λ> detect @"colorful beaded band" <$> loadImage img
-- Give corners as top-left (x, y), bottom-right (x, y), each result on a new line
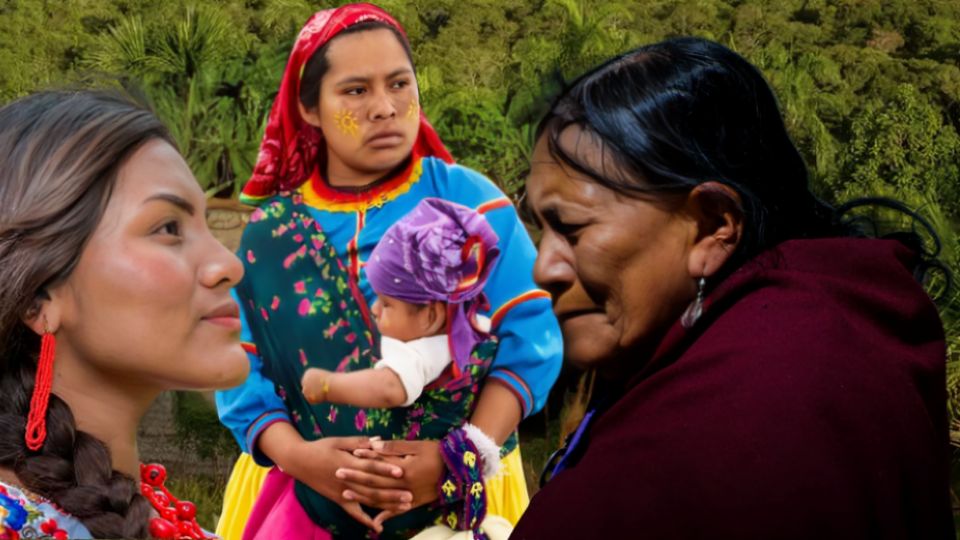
top-left (437, 427), bottom-right (488, 539)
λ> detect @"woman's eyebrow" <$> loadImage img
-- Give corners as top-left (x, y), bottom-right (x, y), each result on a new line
top-left (517, 191), bottom-right (540, 226)
top-left (335, 76), bottom-right (370, 87)
top-left (335, 68), bottom-right (412, 87)
top-left (142, 193), bottom-right (195, 216)
top-left (386, 68), bottom-right (413, 79)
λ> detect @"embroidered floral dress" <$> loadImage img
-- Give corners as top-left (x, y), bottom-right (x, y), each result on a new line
top-left (0, 481), bottom-right (90, 540)
top-left (234, 191), bottom-right (513, 538)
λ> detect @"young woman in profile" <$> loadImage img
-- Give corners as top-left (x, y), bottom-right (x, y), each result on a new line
top-left (0, 90), bottom-right (250, 538)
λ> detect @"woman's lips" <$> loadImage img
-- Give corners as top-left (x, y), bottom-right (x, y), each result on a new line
top-left (204, 316), bottom-right (242, 331)
top-left (555, 308), bottom-right (603, 324)
top-left (366, 131), bottom-right (404, 148)
top-left (203, 302), bottom-right (241, 331)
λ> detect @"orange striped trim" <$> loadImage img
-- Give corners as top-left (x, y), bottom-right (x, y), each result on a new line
top-left (476, 197), bottom-right (511, 214)
top-left (490, 369), bottom-right (533, 416)
top-left (490, 289), bottom-right (552, 328)
top-left (241, 342), bottom-right (259, 356)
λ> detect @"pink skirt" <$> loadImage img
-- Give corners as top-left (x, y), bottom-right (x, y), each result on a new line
top-left (241, 467), bottom-right (333, 540)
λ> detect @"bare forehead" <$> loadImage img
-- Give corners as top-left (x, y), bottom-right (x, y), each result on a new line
top-left (111, 139), bottom-right (203, 208)
top-left (527, 135), bottom-right (616, 208)
top-left (325, 28), bottom-right (411, 75)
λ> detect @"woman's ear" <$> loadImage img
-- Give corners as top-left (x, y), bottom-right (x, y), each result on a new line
top-left (297, 100), bottom-right (323, 129)
top-left (422, 301), bottom-right (447, 336)
top-left (684, 181), bottom-right (744, 279)
top-left (21, 290), bottom-right (61, 336)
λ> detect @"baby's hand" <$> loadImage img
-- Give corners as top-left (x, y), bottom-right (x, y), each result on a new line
top-left (302, 368), bottom-right (331, 404)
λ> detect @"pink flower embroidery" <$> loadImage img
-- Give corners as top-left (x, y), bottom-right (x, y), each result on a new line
top-left (354, 410), bottom-right (367, 432)
top-left (298, 298), bottom-right (312, 317)
top-left (260, 307), bottom-right (269, 321)
top-left (271, 296), bottom-right (281, 310)
top-left (294, 281), bottom-right (307, 295)
top-left (293, 233), bottom-right (304, 243)
top-left (246, 250), bottom-right (256, 263)
top-left (328, 406), bottom-right (338, 423)
top-left (345, 332), bottom-right (357, 344)
top-left (336, 347), bottom-right (360, 371)
top-left (324, 320), bottom-right (342, 339)
top-left (282, 245), bottom-right (309, 269)
top-left (299, 349), bottom-right (308, 366)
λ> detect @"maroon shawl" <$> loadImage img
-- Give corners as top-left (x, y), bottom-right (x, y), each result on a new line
top-left (513, 238), bottom-right (952, 539)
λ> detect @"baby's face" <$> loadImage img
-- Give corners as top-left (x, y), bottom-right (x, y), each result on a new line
top-left (371, 293), bottom-right (434, 342)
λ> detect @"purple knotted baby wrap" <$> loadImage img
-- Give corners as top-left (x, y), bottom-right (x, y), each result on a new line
top-left (365, 197), bottom-right (500, 375)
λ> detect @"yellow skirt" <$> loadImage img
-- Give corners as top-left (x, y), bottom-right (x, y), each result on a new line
top-left (215, 447), bottom-right (530, 540)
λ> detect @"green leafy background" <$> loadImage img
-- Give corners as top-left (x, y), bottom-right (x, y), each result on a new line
top-left (3, 0), bottom-right (959, 525)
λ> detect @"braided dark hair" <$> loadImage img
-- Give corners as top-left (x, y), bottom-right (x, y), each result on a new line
top-left (0, 90), bottom-right (174, 538)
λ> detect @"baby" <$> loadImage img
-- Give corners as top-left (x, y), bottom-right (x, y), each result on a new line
top-left (301, 197), bottom-right (500, 409)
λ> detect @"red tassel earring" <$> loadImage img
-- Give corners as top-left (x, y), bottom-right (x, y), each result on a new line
top-left (25, 318), bottom-right (56, 451)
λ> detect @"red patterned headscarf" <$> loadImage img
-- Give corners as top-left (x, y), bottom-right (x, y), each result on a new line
top-left (240, 3), bottom-right (453, 204)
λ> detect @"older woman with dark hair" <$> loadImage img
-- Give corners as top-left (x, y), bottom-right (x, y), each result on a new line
top-left (512, 37), bottom-right (952, 539)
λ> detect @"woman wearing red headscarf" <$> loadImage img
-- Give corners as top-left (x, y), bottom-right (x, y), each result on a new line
top-left (214, 4), bottom-right (561, 540)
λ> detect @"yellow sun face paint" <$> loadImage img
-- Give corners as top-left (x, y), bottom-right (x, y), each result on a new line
top-left (334, 109), bottom-right (360, 138)
top-left (406, 100), bottom-right (419, 120)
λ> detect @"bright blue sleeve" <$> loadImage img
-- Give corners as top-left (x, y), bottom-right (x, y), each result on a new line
top-left (215, 289), bottom-right (291, 466)
top-left (481, 202), bottom-right (563, 417)
top-left (430, 160), bottom-right (563, 417)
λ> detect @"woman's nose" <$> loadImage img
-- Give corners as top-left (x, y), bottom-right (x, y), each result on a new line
top-left (369, 90), bottom-right (397, 121)
top-left (533, 233), bottom-right (575, 297)
top-left (371, 298), bottom-right (382, 318)
top-left (201, 235), bottom-right (245, 290)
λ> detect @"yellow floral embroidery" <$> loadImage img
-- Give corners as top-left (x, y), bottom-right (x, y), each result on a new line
top-left (441, 479), bottom-right (457, 497)
top-left (446, 513), bottom-right (458, 529)
top-left (334, 109), bottom-right (360, 138)
top-left (462, 450), bottom-right (477, 468)
top-left (469, 481), bottom-right (483, 497)
top-left (0, 505), bottom-right (8, 523)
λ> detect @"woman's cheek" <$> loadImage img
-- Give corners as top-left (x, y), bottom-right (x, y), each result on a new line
top-left (404, 98), bottom-right (419, 121)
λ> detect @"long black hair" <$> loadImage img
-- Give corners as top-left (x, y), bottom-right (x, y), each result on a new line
top-left (536, 37), bottom-right (944, 284)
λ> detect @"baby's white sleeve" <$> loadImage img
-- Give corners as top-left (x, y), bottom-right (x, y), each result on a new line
top-left (374, 336), bottom-right (451, 407)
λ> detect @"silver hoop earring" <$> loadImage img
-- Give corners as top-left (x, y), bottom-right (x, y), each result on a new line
top-left (680, 276), bottom-right (706, 329)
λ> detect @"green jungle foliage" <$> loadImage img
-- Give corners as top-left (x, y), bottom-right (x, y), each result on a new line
top-left (2, 0), bottom-right (959, 500)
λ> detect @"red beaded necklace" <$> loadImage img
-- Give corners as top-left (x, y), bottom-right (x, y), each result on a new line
top-left (139, 463), bottom-right (209, 539)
